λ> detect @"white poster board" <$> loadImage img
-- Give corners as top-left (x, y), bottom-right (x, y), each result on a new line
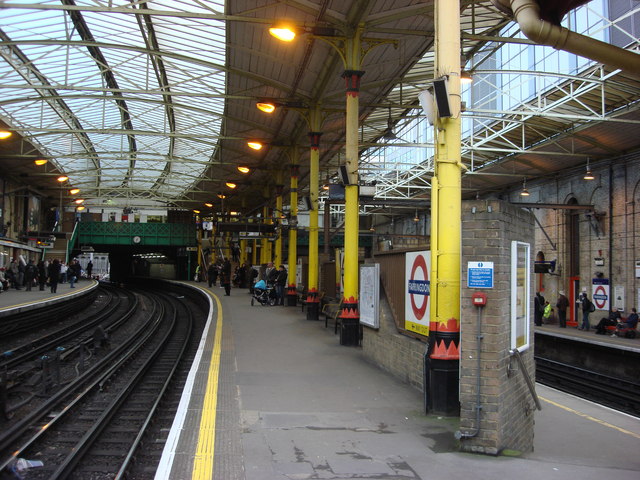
top-left (613, 285), bottom-right (625, 311)
top-left (510, 241), bottom-right (530, 352)
top-left (405, 251), bottom-right (431, 336)
top-left (359, 264), bottom-right (380, 328)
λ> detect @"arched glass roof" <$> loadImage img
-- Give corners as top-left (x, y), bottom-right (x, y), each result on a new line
top-left (0, 0), bottom-right (226, 207)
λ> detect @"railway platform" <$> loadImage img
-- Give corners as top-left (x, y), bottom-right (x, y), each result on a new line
top-left (1, 282), bottom-right (638, 479)
top-left (0, 279), bottom-right (98, 316)
top-left (535, 323), bottom-right (640, 352)
top-left (156, 282), bottom-right (640, 480)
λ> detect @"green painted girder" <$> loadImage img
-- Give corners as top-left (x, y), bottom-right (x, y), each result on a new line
top-left (77, 222), bottom-right (197, 246)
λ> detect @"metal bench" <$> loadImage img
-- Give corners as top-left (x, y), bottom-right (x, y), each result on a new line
top-left (322, 299), bottom-right (343, 333)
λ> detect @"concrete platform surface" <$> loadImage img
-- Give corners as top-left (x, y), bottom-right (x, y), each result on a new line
top-left (218, 285), bottom-right (640, 480)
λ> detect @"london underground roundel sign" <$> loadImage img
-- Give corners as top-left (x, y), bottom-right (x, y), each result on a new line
top-left (405, 251), bottom-right (430, 336)
top-left (593, 285), bottom-right (607, 310)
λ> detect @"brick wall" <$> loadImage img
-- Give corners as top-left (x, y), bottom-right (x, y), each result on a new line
top-left (459, 199), bottom-right (536, 454)
top-left (362, 289), bottom-right (426, 392)
top-left (362, 199), bottom-right (537, 455)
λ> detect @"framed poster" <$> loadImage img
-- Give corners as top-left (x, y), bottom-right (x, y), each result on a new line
top-left (510, 241), bottom-right (530, 352)
top-left (359, 263), bottom-right (380, 328)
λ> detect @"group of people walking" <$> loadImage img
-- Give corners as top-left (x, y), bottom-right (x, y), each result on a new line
top-left (206, 258), bottom-right (233, 296)
top-left (201, 259), bottom-right (288, 305)
top-left (534, 289), bottom-right (639, 336)
top-left (0, 258), bottom-right (90, 293)
top-left (534, 291), bottom-right (571, 328)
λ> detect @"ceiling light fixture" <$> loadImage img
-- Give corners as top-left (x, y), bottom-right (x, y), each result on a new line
top-left (193, 209), bottom-right (200, 214)
top-left (217, 193), bottom-right (226, 199)
top-left (74, 198), bottom-right (85, 204)
top-left (247, 141), bottom-right (263, 151)
top-left (57, 175), bottom-right (68, 182)
top-left (226, 182), bottom-right (237, 189)
top-left (204, 202), bottom-right (213, 208)
top-left (0, 130), bottom-right (12, 140)
top-left (256, 102), bottom-right (276, 113)
top-left (520, 178), bottom-right (530, 197)
top-left (237, 166), bottom-right (250, 174)
top-left (269, 26), bottom-right (296, 42)
top-left (413, 210), bottom-right (420, 222)
top-left (460, 70), bottom-right (473, 84)
top-left (76, 205), bottom-right (85, 211)
top-left (34, 159), bottom-right (48, 166)
top-left (584, 158), bottom-right (595, 180)
top-left (69, 188), bottom-right (80, 195)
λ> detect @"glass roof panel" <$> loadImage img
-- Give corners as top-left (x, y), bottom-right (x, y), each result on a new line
top-left (0, 1), bottom-right (227, 205)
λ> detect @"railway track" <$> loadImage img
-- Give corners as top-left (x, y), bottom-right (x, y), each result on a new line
top-left (535, 356), bottom-right (640, 417)
top-left (0, 281), bottom-right (209, 479)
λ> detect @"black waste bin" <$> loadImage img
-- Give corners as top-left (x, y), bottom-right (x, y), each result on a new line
top-left (427, 358), bottom-right (460, 416)
top-left (340, 318), bottom-right (360, 346)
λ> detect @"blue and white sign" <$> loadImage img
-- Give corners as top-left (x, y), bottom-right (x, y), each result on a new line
top-left (467, 261), bottom-right (494, 289)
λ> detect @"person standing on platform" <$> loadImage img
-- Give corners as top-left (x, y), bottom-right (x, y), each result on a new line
top-left (275, 265), bottom-right (287, 306)
top-left (534, 292), bottom-right (545, 326)
top-left (59, 261), bottom-right (67, 284)
top-left (48, 259), bottom-right (61, 293)
top-left (69, 259), bottom-right (81, 288)
top-left (24, 259), bottom-right (37, 291)
top-left (577, 291), bottom-right (592, 330)
top-left (207, 262), bottom-right (217, 288)
top-left (222, 259), bottom-right (231, 296)
top-left (9, 259), bottom-right (20, 289)
top-left (556, 291), bottom-right (569, 328)
top-left (17, 260), bottom-right (25, 290)
top-left (0, 268), bottom-right (7, 291)
top-left (37, 260), bottom-right (47, 291)
top-left (86, 260), bottom-right (93, 279)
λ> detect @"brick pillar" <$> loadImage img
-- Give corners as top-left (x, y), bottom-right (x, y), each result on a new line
top-left (458, 200), bottom-right (536, 455)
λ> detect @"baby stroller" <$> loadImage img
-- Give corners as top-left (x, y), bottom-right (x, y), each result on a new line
top-left (251, 279), bottom-right (277, 306)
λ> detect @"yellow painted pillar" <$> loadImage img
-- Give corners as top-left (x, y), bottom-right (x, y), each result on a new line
top-left (261, 204), bottom-right (269, 265)
top-left (286, 154), bottom-right (299, 306)
top-left (274, 179), bottom-right (284, 268)
top-left (427, 0), bottom-right (462, 416)
top-left (338, 29), bottom-right (363, 345)
top-left (306, 107), bottom-right (322, 319)
top-left (335, 248), bottom-right (342, 297)
top-left (251, 239), bottom-right (257, 265)
top-left (240, 239), bottom-right (247, 265)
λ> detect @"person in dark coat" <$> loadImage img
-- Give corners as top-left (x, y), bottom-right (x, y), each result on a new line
top-left (533, 292), bottom-right (545, 326)
top-left (37, 260), bottom-right (47, 290)
top-left (237, 263), bottom-right (247, 288)
top-left (221, 259), bottom-right (232, 296)
top-left (249, 267), bottom-right (258, 294)
top-left (556, 291), bottom-right (569, 328)
top-left (48, 259), bottom-right (61, 293)
top-left (595, 307), bottom-right (621, 334)
top-left (207, 262), bottom-right (217, 288)
top-left (24, 260), bottom-right (37, 291)
top-left (275, 265), bottom-right (287, 306)
top-left (86, 260), bottom-right (93, 279)
top-left (69, 259), bottom-right (81, 288)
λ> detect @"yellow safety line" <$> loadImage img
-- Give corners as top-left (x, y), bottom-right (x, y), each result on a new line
top-left (192, 292), bottom-right (223, 480)
top-left (539, 395), bottom-right (640, 439)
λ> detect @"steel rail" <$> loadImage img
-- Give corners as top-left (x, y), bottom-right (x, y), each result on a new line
top-left (48, 292), bottom-right (177, 478)
top-left (0, 293), bottom-right (162, 469)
